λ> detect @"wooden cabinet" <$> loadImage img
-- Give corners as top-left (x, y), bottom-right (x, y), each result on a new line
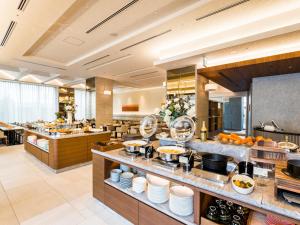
top-left (41, 151), bottom-right (49, 165)
top-left (139, 202), bottom-right (184, 225)
top-left (24, 130), bottom-right (111, 170)
top-left (104, 184), bottom-right (139, 225)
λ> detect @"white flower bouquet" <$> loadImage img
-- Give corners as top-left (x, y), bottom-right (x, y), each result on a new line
top-left (65, 100), bottom-right (77, 113)
top-left (158, 96), bottom-right (196, 126)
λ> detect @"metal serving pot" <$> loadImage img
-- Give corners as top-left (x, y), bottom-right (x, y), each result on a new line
top-left (122, 140), bottom-right (147, 153)
top-left (202, 153), bottom-right (229, 173)
top-left (156, 146), bottom-right (186, 162)
top-left (287, 159), bottom-right (300, 178)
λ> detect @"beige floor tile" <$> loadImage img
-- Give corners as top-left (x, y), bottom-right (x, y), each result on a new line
top-left (6, 180), bottom-right (53, 205)
top-left (20, 203), bottom-right (85, 225)
top-left (11, 189), bottom-right (66, 222)
top-left (1, 173), bottom-right (44, 190)
top-left (78, 215), bottom-right (109, 225)
top-left (0, 185), bottom-right (19, 225)
top-left (0, 144), bottom-right (131, 225)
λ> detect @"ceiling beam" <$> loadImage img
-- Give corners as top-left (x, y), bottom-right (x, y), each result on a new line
top-left (42, 74), bottom-right (60, 83)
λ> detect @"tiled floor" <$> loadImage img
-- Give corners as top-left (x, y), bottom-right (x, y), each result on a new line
top-left (0, 145), bottom-right (132, 225)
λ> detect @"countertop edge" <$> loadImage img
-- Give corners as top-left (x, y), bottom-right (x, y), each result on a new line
top-left (91, 149), bottom-right (300, 221)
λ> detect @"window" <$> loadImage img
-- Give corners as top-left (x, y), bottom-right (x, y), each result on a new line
top-left (0, 81), bottom-right (58, 123)
top-left (74, 89), bottom-right (86, 120)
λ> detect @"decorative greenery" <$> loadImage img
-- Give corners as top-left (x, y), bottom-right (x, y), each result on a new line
top-left (55, 112), bottom-right (63, 119)
top-left (157, 96), bottom-right (196, 126)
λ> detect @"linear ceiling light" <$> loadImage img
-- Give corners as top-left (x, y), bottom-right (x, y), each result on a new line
top-left (82, 54), bottom-right (110, 66)
top-left (86, 0), bottom-right (139, 34)
top-left (14, 59), bottom-right (66, 70)
top-left (113, 66), bottom-right (154, 77)
top-left (195, 0), bottom-right (249, 21)
top-left (87, 54), bottom-right (132, 71)
top-left (1, 21), bottom-right (17, 46)
top-left (135, 75), bottom-right (161, 81)
top-left (17, 0), bottom-right (30, 11)
top-left (130, 71), bottom-right (158, 78)
top-left (120, 29), bottom-right (172, 51)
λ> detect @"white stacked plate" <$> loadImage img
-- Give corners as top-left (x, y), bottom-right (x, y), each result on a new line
top-left (146, 174), bottom-right (170, 204)
top-left (27, 135), bottom-right (37, 144)
top-left (120, 172), bottom-right (134, 189)
top-left (169, 186), bottom-right (194, 216)
top-left (132, 177), bottom-right (147, 193)
top-left (37, 139), bottom-right (49, 151)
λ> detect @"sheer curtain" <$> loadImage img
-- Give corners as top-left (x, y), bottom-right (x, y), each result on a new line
top-left (86, 90), bottom-right (96, 119)
top-left (74, 89), bottom-right (86, 120)
top-left (0, 81), bottom-right (58, 123)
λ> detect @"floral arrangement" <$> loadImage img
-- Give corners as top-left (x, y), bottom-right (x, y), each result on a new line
top-left (157, 96), bottom-right (196, 126)
top-left (65, 100), bottom-right (77, 113)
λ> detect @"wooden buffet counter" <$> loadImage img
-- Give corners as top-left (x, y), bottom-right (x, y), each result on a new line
top-left (92, 148), bottom-right (300, 225)
top-left (24, 129), bottom-right (110, 171)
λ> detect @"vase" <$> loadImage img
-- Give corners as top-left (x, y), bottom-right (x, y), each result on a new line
top-left (67, 111), bottom-right (73, 124)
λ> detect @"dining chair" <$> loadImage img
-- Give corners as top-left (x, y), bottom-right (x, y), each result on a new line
top-left (0, 131), bottom-right (8, 145)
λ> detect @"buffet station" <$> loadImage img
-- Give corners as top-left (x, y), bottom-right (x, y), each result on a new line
top-left (92, 115), bottom-right (300, 225)
top-left (23, 121), bottom-right (111, 172)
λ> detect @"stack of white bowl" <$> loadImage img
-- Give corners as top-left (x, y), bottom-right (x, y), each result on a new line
top-left (110, 169), bottom-right (122, 182)
top-left (132, 177), bottom-right (147, 193)
top-left (120, 172), bottom-right (134, 189)
top-left (27, 135), bottom-right (37, 144)
top-left (169, 186), bottom-right (194, 216)
top-left (146, 174), bottom-right (170, 204)
top-left (37, 139), bottom-right (49, 151)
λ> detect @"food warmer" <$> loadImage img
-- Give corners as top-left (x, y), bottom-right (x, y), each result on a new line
top-left (122, 115), bottom-right (157, 156)
top-left (155, 116), bottom-right (195, 165)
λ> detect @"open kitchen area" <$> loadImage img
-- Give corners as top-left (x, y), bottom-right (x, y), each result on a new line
top-left (1, 0), bottom-right (300, 225)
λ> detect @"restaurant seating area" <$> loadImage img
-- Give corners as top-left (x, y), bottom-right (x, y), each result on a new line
top-left (1, 1), bottom-right (300, 225)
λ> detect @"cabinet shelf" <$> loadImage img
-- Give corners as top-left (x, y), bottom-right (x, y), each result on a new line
top-left (104, 179), bottom-right (195, 225)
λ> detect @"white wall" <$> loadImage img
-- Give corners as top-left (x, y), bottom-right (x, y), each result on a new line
top-left (113, 87), bottom-right (166, 115)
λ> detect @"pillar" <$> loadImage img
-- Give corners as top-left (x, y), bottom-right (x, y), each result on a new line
top-left (95, 77), bottom-right (113, 127)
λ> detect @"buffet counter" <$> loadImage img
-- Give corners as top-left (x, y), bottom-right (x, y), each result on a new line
top-left (24, 129), bottom-right (110, 172)
top-left (92, 148), bottom-right (300, 225)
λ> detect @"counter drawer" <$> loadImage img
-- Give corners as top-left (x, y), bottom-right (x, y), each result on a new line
top-left (103, 184), bottom-right (138, 225)
top-left (138, 202), bottom-right (184, 225)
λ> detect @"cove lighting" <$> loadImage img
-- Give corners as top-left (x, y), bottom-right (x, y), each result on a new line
top-left (198, 41), bottom-right (300, 67)
top-left (104, 90), bottom-right (112, 95)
